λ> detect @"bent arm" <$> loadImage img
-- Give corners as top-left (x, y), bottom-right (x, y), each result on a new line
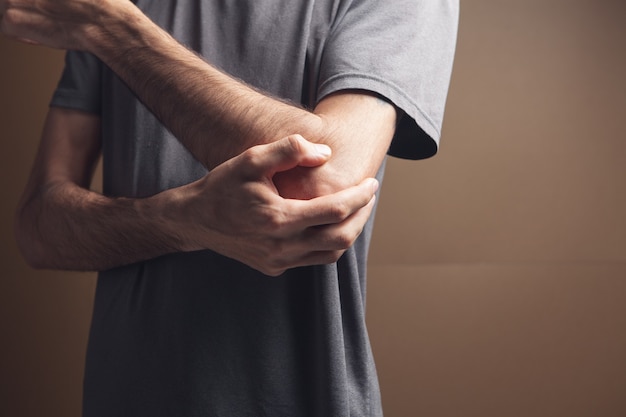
top-left (14, 108), bottom-right (185, 270)
top-left (88, 5), bottom-right (319, 169)
top-left (2, 0), bottom-right (397, 187)
top-left (83, 2), bottom-right (397, 179)
top-left (87, 5), bottom-right (398, 196)
top-left (15, 108), bottom-right (378, 273)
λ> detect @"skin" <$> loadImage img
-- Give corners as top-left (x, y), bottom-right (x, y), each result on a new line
top-left (15, 109), bottom-right (379, 274)
top-left (1, 0), bottom-right (397, 275)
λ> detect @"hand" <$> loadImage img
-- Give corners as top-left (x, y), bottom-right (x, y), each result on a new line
top-left (0, 0), bottom-right (124, 49)
top-left (168, 135), bottom-right (379, 276)
top-left (272, 127), bottom-right (362, 201)
top-left (272, 163), bottom-right (351, 201)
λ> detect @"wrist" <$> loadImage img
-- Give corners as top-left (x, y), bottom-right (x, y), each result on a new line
top-left (135, 188), bottom-right (192, 253)
top-left (82, 1), bottom-right (151, 58)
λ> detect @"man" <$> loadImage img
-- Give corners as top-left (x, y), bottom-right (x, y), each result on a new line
top-left (2, 0), bottom-right (458, 416)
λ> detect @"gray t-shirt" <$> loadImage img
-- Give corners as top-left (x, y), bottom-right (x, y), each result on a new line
top-left (51, 1), bottom-right (458, 416)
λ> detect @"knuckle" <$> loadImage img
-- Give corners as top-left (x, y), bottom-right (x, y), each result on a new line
top-left (3, 7), bottom-right (26, 27)
top-left (275, 134), bottom-right (304, 160)
top-left (322, 250), bottom-right (345, 264)
top-left (263, 239), bottom-right (289, 264)
top-left (260, 265), bottom-right (284, 277)
top-left (284, 134), bottom-right (304, 151)
top-left (2, 9), bottom-right (17, 27)
top-left (330, 224), bottom-right (361, 249)
top-left (253, 244), bottom-right (287, 277)
top-left (328, 202), bottom-right (351, 221)
top-left (240, 146), bottom-right (262, 168)
top-left (259, 208), bottom-right (287, 232)
top-left (263, 259), bottom-right (286, 277)
top-left (334, 231), bottom-right (356, 249)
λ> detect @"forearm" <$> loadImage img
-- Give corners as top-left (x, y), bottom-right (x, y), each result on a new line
top-left (15, 136), bottom-right (380, 275)
top-left (83, 2), bottom-right (322, 169)
top-left (15, 181), bottom-right (183, 271)
top-left (3, 0), bottom-right (396, 189)
top-left (86, 7), bottom-right (394, 197)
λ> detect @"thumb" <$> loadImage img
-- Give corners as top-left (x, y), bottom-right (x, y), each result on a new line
top-left (245, 134), bottom-right (332, 177)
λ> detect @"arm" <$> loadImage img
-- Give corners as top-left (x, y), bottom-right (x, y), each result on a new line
top-left (15, 108), bottom-right (378, 275)
top-left (1, 0), bottom-right (396, 192)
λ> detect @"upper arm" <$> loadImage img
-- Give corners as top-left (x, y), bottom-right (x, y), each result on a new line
top-left (19, 107), bottom-right (102, 206)
top-left (313, 90), bottom-right (397, 173)
top-left (317, 1), bottom-right (458, 160)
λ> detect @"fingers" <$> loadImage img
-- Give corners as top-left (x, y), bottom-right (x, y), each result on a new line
top-left (262, 178), bottom-right (379, 272)
top-left (286, 177), bottom-right (379, 230)
top-left (198, 137), bottom-right (380, 275)
top-left (240, 135), bottom-right (332, 178)
top-left (257, 196), bottom-right (378, 275)
top-left (303, 194), bottom-right (377, 250)
top-left (0, 1), bottom-right (95, 50)
top-left (0, 7), bottom-right (46, 45)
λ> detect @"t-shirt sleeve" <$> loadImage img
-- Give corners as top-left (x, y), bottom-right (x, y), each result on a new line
top-left (50, 51), bottom-right (103, 115)
top-left (317, 0), bottom-right (459, 160)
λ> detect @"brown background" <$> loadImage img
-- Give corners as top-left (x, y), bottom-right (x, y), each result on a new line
top-left (1, 1), bottom-right (625, 416)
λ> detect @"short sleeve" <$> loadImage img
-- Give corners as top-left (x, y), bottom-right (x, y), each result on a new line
top-left (318, 0), bottom-right (459, 159)
top-left (50, 51), bottom-right (103, 115)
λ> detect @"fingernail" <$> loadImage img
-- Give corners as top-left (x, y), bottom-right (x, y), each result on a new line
top-left (314, 143), bottom-right (332, 158)
top-left (368, 178), bottom-right (379, 193)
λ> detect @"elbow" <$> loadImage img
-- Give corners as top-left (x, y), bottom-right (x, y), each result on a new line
top-left (13, 203), bottom-right (53, 270)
